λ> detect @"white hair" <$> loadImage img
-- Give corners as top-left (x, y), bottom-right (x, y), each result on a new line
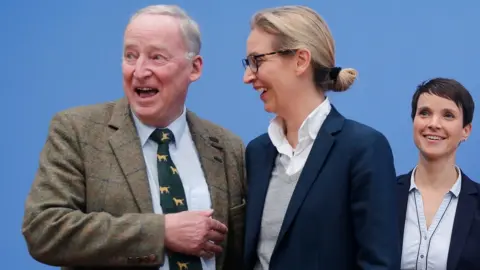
top-left (129, 5), bottom-right (201, 57)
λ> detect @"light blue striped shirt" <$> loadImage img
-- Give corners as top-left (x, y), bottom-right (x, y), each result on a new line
top-left (401, 166), bottom-right (461, 270)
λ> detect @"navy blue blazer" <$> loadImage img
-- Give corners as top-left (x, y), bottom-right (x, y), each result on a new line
top-left (397, 171), bottom-right (480, 270)
top-left (243, 106), bottom-right (400, 270)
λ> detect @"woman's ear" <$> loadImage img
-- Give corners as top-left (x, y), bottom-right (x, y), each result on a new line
top-left (294, 48), bottom-right (311, 76)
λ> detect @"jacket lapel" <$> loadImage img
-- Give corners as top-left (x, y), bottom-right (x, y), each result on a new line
top-left (186, 111), bottom-right (229, 228)
top-left (108, 98), bottom-right (154, 213)
top-left (245, 136), bottom-right (277, 262)
top-left (447, 172), bottom-right (478, 270)
top-left (397, 171), bottom-right (412, 249)
top-left (274, 106), bottom-right (344, 250)
top-left (106, 103), bottom-right (229, 224)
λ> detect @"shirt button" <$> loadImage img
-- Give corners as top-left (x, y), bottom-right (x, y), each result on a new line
top-left (420, 255), bottom-right (425, 259)
top-left (424, 236), bottom-right (427, 240)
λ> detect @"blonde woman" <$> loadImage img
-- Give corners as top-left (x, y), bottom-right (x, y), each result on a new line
top-left (241, 5), bottom-right (400, 270)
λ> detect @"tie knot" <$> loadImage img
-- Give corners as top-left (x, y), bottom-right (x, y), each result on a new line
top-left (151, 128), bottom-right (175, 145)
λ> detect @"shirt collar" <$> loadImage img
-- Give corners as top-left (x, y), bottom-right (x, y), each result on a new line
top-left (132, 106), bottom-right (187, 147)
top-left (268, 97), bottom-right (332, 149)
top-left (409, 165), bottom-right (462, 197)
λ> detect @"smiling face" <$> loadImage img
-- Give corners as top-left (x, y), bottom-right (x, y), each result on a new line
top-left (242, 28), bottom-right (300, 115)
top-left (122, 13), bottom-right (202, 127)
top-left (413, 93), bottom-right (471, 161)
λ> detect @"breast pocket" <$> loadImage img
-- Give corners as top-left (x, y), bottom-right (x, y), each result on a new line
top-left (230, 198), bottom-right (246, 217)
top-left (229, 198), bottom-right (246, 235)
top-left (228, 198), bottom-right (246, 263)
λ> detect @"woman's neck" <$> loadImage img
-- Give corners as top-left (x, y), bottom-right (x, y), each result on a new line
top-left (282, 91), bottom-right (325, 148)
top-left (414, 154), bottom-right (458, 192)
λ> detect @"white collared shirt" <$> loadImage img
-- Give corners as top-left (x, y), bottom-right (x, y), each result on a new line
top-left (267, 97), bottom-right (332, 176)
top-left (254, 98), bottom-right (331, 270)
top-left (132, 108), bottom-right (215, 270)
top-left (401, 166), bottom-right (462, 270)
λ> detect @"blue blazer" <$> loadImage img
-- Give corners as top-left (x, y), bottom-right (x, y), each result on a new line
top-left (397, 171), bottom-right (480, 270)
top-left (243, 106), bottom-right (400, 270)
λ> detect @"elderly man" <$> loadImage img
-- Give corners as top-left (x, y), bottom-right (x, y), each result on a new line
top-left (22, 5), bottom-right (246, 270)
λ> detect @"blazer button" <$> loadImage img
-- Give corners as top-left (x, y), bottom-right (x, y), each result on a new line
top-left (127, 257), bottom-right (134, 263)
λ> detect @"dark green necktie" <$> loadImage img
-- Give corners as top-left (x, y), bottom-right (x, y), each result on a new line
top-left (150, 128), bottom-right (203, 270)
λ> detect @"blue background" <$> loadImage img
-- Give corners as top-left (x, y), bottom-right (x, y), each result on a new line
top-left (2, 0), bottom-right (479, 268)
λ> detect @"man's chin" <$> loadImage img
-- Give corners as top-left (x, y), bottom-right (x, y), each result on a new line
top-left (131, 106), bottom-right (161, 125)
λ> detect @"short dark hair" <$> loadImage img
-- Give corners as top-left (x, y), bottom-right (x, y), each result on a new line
top-left (411, 78), bottom-right (475, 127)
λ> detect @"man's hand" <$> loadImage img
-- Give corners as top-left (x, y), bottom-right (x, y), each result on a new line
top-left (164, 210), bottom-right (228, 258)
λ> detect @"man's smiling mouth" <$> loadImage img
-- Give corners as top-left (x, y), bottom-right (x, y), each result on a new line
top-left (135, 87), bottom-right (159, 98)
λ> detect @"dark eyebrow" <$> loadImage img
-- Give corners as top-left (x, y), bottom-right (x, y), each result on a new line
top-left (418, 105), bottom-right (459, 115)
top-left (442, 107), bottom-right (459, 114)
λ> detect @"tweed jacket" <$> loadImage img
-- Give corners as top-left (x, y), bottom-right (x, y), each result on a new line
top-left (22, 98), bottom-right (246, 270)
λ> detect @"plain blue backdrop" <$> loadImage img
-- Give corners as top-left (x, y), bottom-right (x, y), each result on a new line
top-left (2, 0), bottom-right (479, 268)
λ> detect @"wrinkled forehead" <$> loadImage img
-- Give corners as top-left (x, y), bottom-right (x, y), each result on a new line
top-left (123, 14), bottom-right (186, 51)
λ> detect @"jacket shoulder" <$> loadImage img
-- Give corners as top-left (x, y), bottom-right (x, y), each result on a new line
top-left (246, 133), bottom-right (269, 151)
top-left (342, 119), bottom-right (387, 143)
top-left (52, 99), bottom-right (120, 126)
top-left (461, 172), bottom-right (480, 193)
top-left (396, 172), bottom-right (411, 182)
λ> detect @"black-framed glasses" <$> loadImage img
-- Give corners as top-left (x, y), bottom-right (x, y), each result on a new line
top-left (242, 49), bottom-right (297, 73)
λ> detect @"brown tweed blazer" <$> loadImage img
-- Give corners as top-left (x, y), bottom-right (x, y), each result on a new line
top-left (22, 98), bottom-right (246, 270)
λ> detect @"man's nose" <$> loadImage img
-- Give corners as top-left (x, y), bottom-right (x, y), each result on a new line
top-left (133, 56), bottom-right (152, 79)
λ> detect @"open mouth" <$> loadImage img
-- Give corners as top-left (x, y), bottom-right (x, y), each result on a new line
top-left (424, 135), bottom-right (445, 141)
top-left (135, 87), bottom-right (159, 98)
top-left (257, 88), bottom-right (268, 96)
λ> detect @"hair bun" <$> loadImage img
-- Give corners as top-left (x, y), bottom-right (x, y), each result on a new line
top-left (331, 68), bottom-right (358, 92)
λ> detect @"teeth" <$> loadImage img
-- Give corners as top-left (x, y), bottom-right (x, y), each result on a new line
top-left (137, 87), bottom-right (154, 91)
top-left (257, 88), bottom-right (266, 94)
top-left (426, 135), bottom-right (442, 140)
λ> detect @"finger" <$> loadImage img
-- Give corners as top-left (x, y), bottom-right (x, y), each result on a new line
top-left (195, 209), bottom-right (214, 217)
top-left (198, 247), bottom-right (215, 259)
top-left (202, 240), bottom-right (223, 255)
top-left (208, 219), bottom-right (228, 234)
top-left (198, 250), bottom-right (214, 259)
top-left (206, 230), bottom-right (226, 243)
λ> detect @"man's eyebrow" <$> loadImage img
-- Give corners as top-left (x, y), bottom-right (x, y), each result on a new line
top-left (149, 45), bottom-right (169, 51)
top-left (123, 43), bottom-right (137, 50)
top-left (122, 44), bottom-right (172, 55)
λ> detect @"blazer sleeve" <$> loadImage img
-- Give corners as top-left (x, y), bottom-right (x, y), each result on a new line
top-left (21, 112), bottom-right (166, 267)
top-left (349, 132), bottom-right (401, 270)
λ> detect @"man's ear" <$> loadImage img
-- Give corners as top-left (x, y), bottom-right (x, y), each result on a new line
top-left (189, 55), bottom-right (203, 82)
